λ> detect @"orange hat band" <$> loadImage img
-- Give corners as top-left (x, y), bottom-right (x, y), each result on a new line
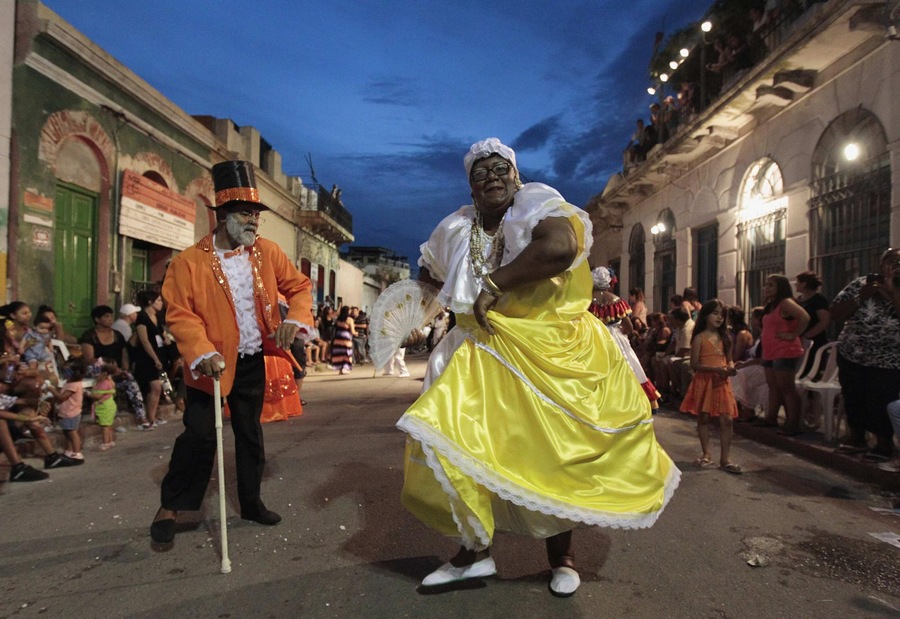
top-left (215, 187), bottom-right (260, 207)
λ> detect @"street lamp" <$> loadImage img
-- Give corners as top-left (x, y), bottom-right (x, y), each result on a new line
top-left (699, 20), bottom-right (713, 111)
top-left (651, 222), bottom-right (666, 235)
top-left (843, 142), bottom-right (861, 161)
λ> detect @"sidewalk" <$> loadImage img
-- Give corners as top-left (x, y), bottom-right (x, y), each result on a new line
top-left (657, 401), bottom-right (900, 492)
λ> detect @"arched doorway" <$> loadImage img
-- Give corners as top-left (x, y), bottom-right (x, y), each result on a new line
top-left (53, 137), bottom-right (104, 335)
top-left (809, 108), bottom-right (890, 298)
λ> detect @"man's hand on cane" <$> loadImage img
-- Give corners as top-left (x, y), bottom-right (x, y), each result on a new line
top-left (196, 354), bottom-right (226, 378)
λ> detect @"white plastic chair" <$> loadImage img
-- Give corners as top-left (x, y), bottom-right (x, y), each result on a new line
top-left (799, 343), bottom-right (842, 441)
top-left (796, 342), bottom-right (836, 432)
top-left (796, 341), bottom-right (838, 390)
top-left (794, 342), bottom-right (815, 383)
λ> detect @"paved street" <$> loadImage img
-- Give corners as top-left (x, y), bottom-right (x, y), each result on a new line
top-left (2, 354), bottom-right (900, 618)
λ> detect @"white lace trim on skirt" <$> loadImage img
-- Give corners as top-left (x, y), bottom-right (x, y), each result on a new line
top-left (398, 415), bottom-right (681, 531)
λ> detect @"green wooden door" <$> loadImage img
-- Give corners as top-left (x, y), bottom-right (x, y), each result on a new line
top-left (54, 183), bottom-right (97, 336)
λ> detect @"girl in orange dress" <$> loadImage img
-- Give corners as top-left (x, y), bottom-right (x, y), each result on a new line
top-left (680, 299), bottom-right (742, 474)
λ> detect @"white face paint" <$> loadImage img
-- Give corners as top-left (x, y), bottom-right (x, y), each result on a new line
top-left (225, 211), bottom-right (258, 247)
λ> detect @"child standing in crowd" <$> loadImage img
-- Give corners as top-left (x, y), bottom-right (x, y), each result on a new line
top-left (49, 359), bottom-right (86, 461)
top-left (91, 362), bottom-right (118, 451)
top-left (680, 299), bottom-right (742, 474)
top-left (20, 314), bottom-right (54, 370)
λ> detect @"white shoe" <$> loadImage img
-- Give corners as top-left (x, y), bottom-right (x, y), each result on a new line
top-left (381, 371), bottom-right (394, 376)
top-left (549, 567), bottom-right (580, 597)
top-left (878, 460), bottom-right (900, 473)
top-left (421, 556), bottom-right (497, 586)
top-left (398, 372), bottom-right (410, 378)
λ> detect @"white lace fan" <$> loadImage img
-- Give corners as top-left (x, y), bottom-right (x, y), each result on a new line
top-left (369, 280), bottom-right (442, 372)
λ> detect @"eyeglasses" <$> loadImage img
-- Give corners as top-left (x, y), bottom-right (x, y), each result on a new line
top-left (470, 162), bottom-right (512, 182)
top-left (235, 209), bottom-right (262, 221)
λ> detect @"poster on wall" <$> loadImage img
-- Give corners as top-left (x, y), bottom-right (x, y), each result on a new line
top-left (119, 170), bottom-right (196, 250)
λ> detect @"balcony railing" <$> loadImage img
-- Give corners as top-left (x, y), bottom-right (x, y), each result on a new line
top-left (312, 185), bottom-right (353, 232)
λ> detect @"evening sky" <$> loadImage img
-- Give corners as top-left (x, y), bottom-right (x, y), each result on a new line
top-left (42, 0), bottom-right (708, 265)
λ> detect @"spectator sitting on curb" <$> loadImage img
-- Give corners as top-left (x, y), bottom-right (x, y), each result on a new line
top-left (112, 303), bottom-right (140, 347)
top-left (652, 307), bottom-right (695, 401)
top-left (35, 305), bottom-right (77, 347)
top-left (0, 353), bottom-right (81, 470)
top-left (20, 314), bottom-right (54, 371)
top-left (80, 305), bottom-right (150, 429)
top-left (0, 405), bottom-right (50, 481)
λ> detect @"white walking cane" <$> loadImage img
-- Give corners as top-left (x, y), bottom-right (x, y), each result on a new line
top-left (214, 361), bottom-right (232, 574)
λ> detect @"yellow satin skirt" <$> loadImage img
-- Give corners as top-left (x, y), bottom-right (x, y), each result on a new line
top-left (397, 264), bottom-right (680, 549)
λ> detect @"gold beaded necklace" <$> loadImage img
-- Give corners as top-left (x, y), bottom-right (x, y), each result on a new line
top-left (469, 210), bottom-right (506, 277)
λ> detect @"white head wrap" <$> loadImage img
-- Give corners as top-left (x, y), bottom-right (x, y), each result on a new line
top-left (592, 266), bottom-right (612, 290)
top-left (464, 138), bottom-right (518, 177)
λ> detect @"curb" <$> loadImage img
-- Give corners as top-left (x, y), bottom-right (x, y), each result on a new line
top-left (660, 404), bottom-right (900, 492)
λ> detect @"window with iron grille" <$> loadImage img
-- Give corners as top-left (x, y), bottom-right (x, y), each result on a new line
top-left (809, 108), bottom-right (890, 300)
top-left (653, 210), bottom-right (676, 312)
top-left (809, 155), bottom-right (890, 299)
top-left (737, 158), bottom-right (786, 309)
top-left (693, 223), bottom-right (718, 303)
top-left (738, 210), bottom-right (785, 309)
top-left (628, 224), bottom-right (645, 294)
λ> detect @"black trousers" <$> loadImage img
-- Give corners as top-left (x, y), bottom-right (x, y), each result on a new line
top-left (837, 353), bottom-right (899, 440)
top-left (160, 352), bottom-right (267, 514)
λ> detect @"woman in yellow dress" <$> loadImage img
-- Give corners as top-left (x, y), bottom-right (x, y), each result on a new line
top-left (397, 138), bottom-right (680, 597)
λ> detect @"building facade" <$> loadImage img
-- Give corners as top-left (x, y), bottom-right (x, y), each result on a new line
top-left (8, 1), bottom-right (355, 334)
top-left (342, 246), bottom-right (411, 291)
top-left (587, 0), bottom-right (899, 312)
top-left (0, 1), bottom-right (13, 299)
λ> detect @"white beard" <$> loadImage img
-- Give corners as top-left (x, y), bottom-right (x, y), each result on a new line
top-left (225, 213), bottom-right (257, 247)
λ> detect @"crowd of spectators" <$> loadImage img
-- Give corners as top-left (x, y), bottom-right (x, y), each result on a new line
top-left (4, 247), bottom-right (896, 482)
top-left (308, 303), bottom-right (371, 373)
top-left (618, 253), bottom-right (900, 473)
top-left (0, 293), bottom-right (209, 481)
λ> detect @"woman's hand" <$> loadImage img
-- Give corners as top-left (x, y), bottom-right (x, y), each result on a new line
top-left (473, 290), bottom-right (500, 335)
top-left (400, 329), bottom-right (426, 349)
top-left (858, 281), bottom-right (882, 302)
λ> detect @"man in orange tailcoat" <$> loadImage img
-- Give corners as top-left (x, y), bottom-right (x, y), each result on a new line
top-left (150, 160), bottom-right (316, 545)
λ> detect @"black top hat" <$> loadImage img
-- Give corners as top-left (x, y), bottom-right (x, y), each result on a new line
top-left (211, 160), bottom-right (270, 211)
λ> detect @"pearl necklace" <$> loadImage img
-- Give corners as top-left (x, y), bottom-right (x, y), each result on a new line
top-left (469, 210), bottom-right (505, 277)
